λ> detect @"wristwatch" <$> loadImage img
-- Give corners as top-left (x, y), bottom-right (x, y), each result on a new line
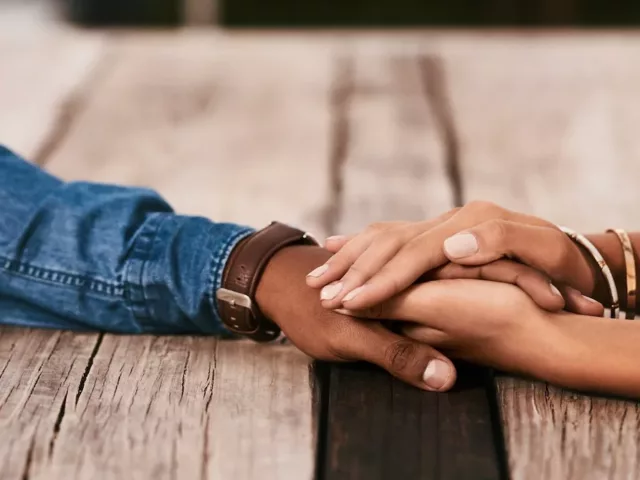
top-left (216, 222), bottom-right (319, 342)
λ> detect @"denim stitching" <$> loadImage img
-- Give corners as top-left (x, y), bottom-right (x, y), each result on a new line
top-left (121, 213), bottom-right (169, 325)
top-left (0, 255), bottom-right (125, 298)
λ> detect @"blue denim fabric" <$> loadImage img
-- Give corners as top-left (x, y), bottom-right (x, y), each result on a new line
top-left (0, 145), bottom-right (254, 335)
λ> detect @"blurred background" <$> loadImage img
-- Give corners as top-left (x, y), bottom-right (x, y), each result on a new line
top-left (47, 0), bottom-right (640, 26)
top-left (3, 1), bottom-right (640, 479)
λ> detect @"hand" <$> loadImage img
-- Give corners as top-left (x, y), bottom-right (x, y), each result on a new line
top-left (340, 279), bottom-right (565, 384)
top-left (255, 245), bottom-right (457, 392)
top-left (306, 201), bottom-right (604, 316)
top-left (346, 278), bottom-right (640, 399)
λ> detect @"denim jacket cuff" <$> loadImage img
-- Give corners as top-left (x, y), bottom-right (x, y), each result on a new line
top-left (124, 212), bottom-right (255, 335)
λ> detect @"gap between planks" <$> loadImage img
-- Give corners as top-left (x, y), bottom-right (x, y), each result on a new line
top-left (318, 51), bottom-right (506, 480)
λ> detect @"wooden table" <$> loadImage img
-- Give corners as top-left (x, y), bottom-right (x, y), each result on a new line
top-left (2, 15), bottom-right (640, 480)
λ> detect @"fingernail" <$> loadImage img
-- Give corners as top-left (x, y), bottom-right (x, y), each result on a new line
top-left (325, 235), bottom-right (346, 243)
top-left (343, 285), bottom-right (366, 303)
top-left (550, 284), bottom-right (562, 297)
top-left (444, 233), bottom-right (479, 259)
top-left (321, 282), bottom-right (343, 301)
top-left (307, 264), bottom-right (329, 278)
top-left (423, 359), bottom-right (452, 390)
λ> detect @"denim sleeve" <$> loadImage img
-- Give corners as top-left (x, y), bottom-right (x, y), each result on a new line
top-left (0, 145), bottom-right (254, 335)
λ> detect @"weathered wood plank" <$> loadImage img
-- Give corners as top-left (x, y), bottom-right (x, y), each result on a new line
top-left (0, 25), bottom-right (103, 159)
top-left (335, 54), bottom-right (452, 233)
top-left (0, 328), bottom-right (101, 480)
top-left (210, 342), bottom-right (315, 479)
top-left (42, 33), bottom-right (334, 479)
top-left (0, 15), bottom-right (106, 480)
top-left (46, 33), bottom-right (333, 235)
top-left (441, 33), bottom-right (640, 479)
top-left (321, 52), bottom-right (504, 479)
top-left (42, 335), bottom-right (313, 479)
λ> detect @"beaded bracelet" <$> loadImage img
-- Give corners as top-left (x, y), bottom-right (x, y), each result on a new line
top-left (559, 226), bottom-right (619, 319)
top-left (606, 229), bottom-right (636, 320)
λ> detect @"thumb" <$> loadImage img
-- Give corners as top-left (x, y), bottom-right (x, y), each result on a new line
top-left (351, 322), bottom-right (457, 392)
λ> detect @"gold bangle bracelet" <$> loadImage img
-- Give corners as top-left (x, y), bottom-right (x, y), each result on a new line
top-left (559, 226), bottom-right (619, 319)
top-left (606, 229), bottom-right (637, 320)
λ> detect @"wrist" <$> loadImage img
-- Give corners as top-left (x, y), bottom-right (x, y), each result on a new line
top-left (217, 223), bottom-right (319, 341)
top-left (255, 245), bottom-right (332, 325)
top-left (531, 313), bottom-right (588, 387)
top-left (586, 233), bottom-right (627, 308)
top-left (540, 313), bottom-right (640, 397)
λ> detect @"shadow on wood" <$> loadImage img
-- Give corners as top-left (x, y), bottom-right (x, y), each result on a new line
top-left (315, 361), bottom-right (507, 480)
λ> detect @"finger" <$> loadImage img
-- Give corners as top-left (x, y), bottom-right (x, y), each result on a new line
top-left (334, 210), bottom-right (463, 309)
top-left (349, 322), bottom-right (457, 391)
top-left (443, 220), bottom-right (593, 293)
top-left (324, 234), bottom-right (353, 252)
top-left (306, 230), bottom-right (378, 288)
top-left (338, 220), bottom-right (473, 310)
top-left (431, 260), bottom-right (565, 312)
top-left (561, 286), bottom-right (605, 316)
top-left (320, 225), bottom-right (419, 309)
top-left (402, 324), bottom-right (453, 348)
top-left (343, 280), bottom-right (501, 331)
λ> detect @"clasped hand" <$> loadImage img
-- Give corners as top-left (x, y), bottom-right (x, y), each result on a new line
top-left (257, 201), bottom-right (607, 393)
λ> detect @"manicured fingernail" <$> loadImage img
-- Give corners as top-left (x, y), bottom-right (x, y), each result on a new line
top-left (423, 359), bottom-right (452, 390)
top-left (343, 285), bottom-right (366, 303)
top-left (550, 284), bottom-right (562, 297)
top-left (321, 282), bottom-right (343, 301)
top-left (307, 264), bottom-right (329, 278)
top-left (444, 233), bottom-right (478, 259)
top-left (325, 235), bottom-right (346, 243)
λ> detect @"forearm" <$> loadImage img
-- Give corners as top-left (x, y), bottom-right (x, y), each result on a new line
top-left (587, 233), bottom-right (640, 312)
top-left (0, 145), bottom-right (253, 334)
top-left (545, 312), bottom-right (640, 398)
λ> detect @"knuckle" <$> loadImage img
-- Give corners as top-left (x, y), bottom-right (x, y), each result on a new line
top-left (546, 234), bottom-right (572, 275)
top-left (377, 230), bottom-right (405, 251)
top-left (379, 271), bottom-right (404, 296)
top-left (384, 340), bottom-right (418, 373)
top-left (466, 199), bottom-right (496, 212)
top-left (345, 263), bottom-right (366, 279)
top-left (367, 222), bottom-right (389, 233)
top-left (465, 200), bottom-right (506, 219)
top-left (485, 218), bottom-right (509, 248)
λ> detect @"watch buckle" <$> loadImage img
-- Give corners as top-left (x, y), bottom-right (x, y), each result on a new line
top-left (216, 288), bottom-right (253, 309)
top-left (216, 288), bottom-right (257, 333)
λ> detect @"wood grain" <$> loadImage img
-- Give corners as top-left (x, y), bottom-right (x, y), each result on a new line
top-left (441, 33), bottom-right (640, 479)
top-left (0, 328), bottom-right (101, 480)
top-left (320, 52), bottom-right (504, 480)
top-left (335, 53), bottom-right (452, 233)
top-left (46, 32), bottom-right (333, 236)
top-left (34, 32), bottom-right (335, 479)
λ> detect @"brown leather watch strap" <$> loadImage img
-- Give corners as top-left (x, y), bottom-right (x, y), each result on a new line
top-left (216, 222), bottom-right (318, 342)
